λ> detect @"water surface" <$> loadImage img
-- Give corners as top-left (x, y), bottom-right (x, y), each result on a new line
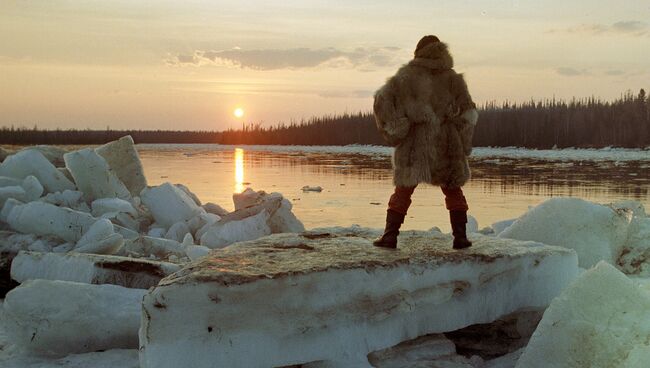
top-left (137, 145), bottom-right (650, 232)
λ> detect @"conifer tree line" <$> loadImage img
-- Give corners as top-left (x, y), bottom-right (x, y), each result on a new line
top-left (1, 89), bottom-right (649, 148)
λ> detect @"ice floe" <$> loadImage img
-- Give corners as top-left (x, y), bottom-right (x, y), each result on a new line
top-left (139, 229), bottom-right (578, 368)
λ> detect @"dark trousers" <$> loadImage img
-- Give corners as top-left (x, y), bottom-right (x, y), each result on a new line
top-left (388, 186), bottom-right (469, 215)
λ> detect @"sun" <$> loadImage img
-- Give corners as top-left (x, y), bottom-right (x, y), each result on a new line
top-left (233, 107), bottom-right (244, 119)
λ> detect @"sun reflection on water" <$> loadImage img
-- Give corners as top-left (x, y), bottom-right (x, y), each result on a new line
top-left (235, 148), bottom-right (245, 193)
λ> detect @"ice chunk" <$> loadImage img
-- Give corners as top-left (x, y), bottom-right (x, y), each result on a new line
top-left (6, 201), bottom-right (96, 242)
top-left (367, 334), bottom-right (478, 368)
top-left (492, 218), bottom-right (516, 236)
top-left (140, 230), bottom-right (578, 368)
top-left (20, 175), bottom-right (44, 200)
top-left (468, 214), bottom-right (479, 233)
top-left (184, 245), bottom-right (211, 261)
top-left (516, 262), bottom-right (650, 368)
top-left (200, 209), bottom-right (271, 248)
top-left (233, 187), bottom-right (263, 210)
top-left (165, 221), bottom-right (191, 242)
top-left (11, 251), bottom-right (181, 288)
top-left (64, 148), bottom-right (131, 202)
top-left (148, 227), bottom-right (167, 238)
top-left (91, 197), bottom-right (137, 217)
top-left (0, 186), bottom-right (26, 207)
top-left (616, 216), bottom-right (650, 276)
top-left (95, 136), bottom-right (147, 196)
top-left (0, 149), bottom-right (75, 193)
top-left (175, 183), bottom-right (201, 206)
top-left (268, 197), bottom-right (306, 233)
top-left (140, 183), bottom-right (202, 228)
top-left (0, 176), bottom-right (22, 187)
top-left (225, 190), bottom-right (304, 235)
top-left (39, 189), bottom-right (85, 210)
top-left (499, 197), bottom-right (630, 268)
top-left (21, 145), bottom-right (68, 167)
top-left (301, 185), bottom-right (323, 192)
top-left (202, 202), bottom-right (229, 216)
top-left (4, 279), bottom-right (145, 357)
top-left (121, 236), bottom-right (186, 259)
top-left (74, 218), bottom-right (124, 255)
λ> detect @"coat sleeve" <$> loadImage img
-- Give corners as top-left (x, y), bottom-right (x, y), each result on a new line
top-left (449, 73), bottom-right (478, 155)
top-left (373, 78), bottom-right (411, 146)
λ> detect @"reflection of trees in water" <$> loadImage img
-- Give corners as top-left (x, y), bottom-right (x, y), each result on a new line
top-left (470, 158), bottom-right (649, 199)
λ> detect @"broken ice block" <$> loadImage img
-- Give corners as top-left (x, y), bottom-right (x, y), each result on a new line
top-left (140, 230), bottom-right (579, 368)
top-left (91, 197), bottom-right (137, 217)
top-left (140, 183), bottom-right (202, 228)
top-left (499, 197), bottom-right (630, 268)
top-left (4, 279), bottom-right (145, 357)
top-left (516, 262), bottom-right (650, 368)
top-left (200, 209), bottom-right (271, 248)
top-left (95, 136), bottom-right (147, 196)
top-left (64, 148), bottom-right (131, 202)
top-left (11, 251), bottom-right (181, 289)
top-left (0, 149), bottom-right (76, 193)
top-left (6, 201), bottom-right (96, 242)
top-left (74, 218), bottom-right (124, 255)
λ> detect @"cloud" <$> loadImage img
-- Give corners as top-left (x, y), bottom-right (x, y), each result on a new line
top-left (549, 20), bottom-right (648, 37)
top-left (165, 47), bottom-right (403, 70)
top-left (604, 69), bottom-right (626, 76)
top-left (556, 67), bottom-right (588, 76)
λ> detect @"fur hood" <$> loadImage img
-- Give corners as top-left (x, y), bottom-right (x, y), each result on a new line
top-left (411, 42), bottom-right (454, 71)
top-left (373, 43), bottom-right (477, 188)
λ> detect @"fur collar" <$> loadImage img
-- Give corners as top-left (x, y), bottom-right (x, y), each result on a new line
top-left (410, 42), bottom-right (453, 71)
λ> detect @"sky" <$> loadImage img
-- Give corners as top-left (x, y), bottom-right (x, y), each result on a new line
top-left (1, 1), bottom-right (649, 131)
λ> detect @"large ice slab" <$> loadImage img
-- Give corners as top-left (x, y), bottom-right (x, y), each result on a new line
top-left (0, 149), bottom-right (75, 193)
top-left (63, 148), bottom-right (131, 202)
top-left (10, 251), bottom-right (181, 289)
top-left (95, 136), bottom-right (147, 196)
top-left (4, 279), bottom-right (145, 357)
top-left (516, 262), bottom-right (650, 368)
top-left (499, 197), bottom-right (630, 268)
top-left (5, 201), bottom-right (96, 242)
top-left (140, 229), bottom-right (579, 368)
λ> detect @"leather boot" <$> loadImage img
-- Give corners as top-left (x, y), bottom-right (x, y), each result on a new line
top-left (450, 210), bottom-right (472, 249)
top-left (373, 209), bottom-right (405, 249)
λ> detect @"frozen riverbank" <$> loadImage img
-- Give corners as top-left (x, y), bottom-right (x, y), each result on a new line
top-left (136, 143), bottom-right (650, 162)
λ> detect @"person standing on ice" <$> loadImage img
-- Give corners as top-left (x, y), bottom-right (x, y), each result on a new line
top-left (372, 35), bottom-right (478, 249)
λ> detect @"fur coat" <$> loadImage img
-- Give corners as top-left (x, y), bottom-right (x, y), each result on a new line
top-left (373, 42), bottom-right (478, 188)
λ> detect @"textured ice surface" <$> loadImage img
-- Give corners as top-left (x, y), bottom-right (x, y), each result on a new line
top-left (0, 349), bottom-right (140, 368)
top-left (140, 183), bottom-right (202, 228)
top-left (0, 149), bottom-right (75, 193)
top-left (121, 236), bottom-right (186, 259)
top-left (4, 279), bottom-right (145, 357)
top-left (499, 197), bottom-right (630, 268)
top-left (140, 229), bottom-right (578, 368)
top-left (5, 202), bottom-right (96, 242)
top-left (517, 262), bottom-right (650, 368)
top-left (199, 209), bottom-right (271, 248)
top-left (19, 145), bottom-right (67, 167)
top-left (95, 136), bottom-right (147, 196)
top-left (617, 217), bottom-right (650, 276)
top-left (91, 198), bottom-right (137, 217)
top-left (10, 251), bottom-right (180, 288)
top-left (367, 334), bottom-right (481, 368)
top-left (74, 218), bottom-right (124, 255)
top-left (63, 148), bottom-right (131, 202)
